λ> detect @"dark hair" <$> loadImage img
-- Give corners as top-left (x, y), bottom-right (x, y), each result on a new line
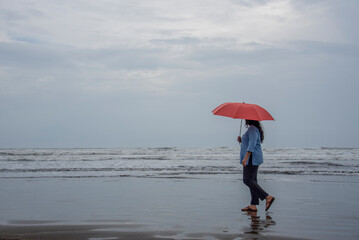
top-left (245, 120), bottom-right (264, 143)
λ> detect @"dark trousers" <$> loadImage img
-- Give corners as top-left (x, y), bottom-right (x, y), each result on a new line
top-left (243, 157), bottom-right (268, 205)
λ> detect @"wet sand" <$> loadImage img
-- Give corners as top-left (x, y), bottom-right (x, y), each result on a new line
top-left (0, 175), bottom-right (359, 240)
top-left (0, 222), bottom-right (310, 240)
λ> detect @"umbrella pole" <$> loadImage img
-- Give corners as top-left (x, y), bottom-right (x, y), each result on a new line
top-left (239, 119), bottom-right (243, 137)
top-left (238, 119), bottom-right (243, 146)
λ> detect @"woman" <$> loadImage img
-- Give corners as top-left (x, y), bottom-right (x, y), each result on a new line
top-left (238, 120), bottom-right (275, 212)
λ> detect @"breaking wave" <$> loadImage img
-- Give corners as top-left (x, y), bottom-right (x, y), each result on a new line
top-left (0, 147), bottom-right (358, 179)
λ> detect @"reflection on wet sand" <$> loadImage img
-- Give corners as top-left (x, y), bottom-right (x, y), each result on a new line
top-left (243, 211), bottom-right (276, 238)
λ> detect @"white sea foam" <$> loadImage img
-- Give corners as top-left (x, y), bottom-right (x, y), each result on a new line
top-left (0, 147), bottom-right (358, 178)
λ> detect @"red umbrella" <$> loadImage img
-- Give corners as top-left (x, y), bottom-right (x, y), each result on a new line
top-left (212, 102), bottom-right (274, 137)
top-left (212, 102), bottom-right (274, 121)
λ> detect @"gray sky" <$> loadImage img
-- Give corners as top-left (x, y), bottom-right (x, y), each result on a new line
top-left (1, 0), bottom-right (358, 148)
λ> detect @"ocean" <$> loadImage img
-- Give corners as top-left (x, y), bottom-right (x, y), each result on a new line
top-left (1, 147), bottom-right (358, 179)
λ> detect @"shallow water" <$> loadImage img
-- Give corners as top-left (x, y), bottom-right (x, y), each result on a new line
top-left (1, 175), bottom-right (359, 239)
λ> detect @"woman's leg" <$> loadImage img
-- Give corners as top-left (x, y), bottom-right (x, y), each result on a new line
top-left (251, 167), bottom-right (259, 205)
top-left (243, 165), bottom-right (260, 205)
top-left (243, 165), bottom-right (269, 204)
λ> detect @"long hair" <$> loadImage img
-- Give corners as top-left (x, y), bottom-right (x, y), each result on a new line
top-left (245, 120), bottom-right (264, 143)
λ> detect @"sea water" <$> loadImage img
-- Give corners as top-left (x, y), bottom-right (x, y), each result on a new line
top-left (1, 147), bottom-right (359, 240)
top-left (1, 147), bottom-right (358, 179)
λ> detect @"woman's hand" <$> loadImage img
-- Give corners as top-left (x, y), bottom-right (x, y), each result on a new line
top-left (237, 136), bottom-right (242, 143)
top-left (242, 152), bottom-right (251, 167)
top-left (242, 157), bottom-right (247, 167)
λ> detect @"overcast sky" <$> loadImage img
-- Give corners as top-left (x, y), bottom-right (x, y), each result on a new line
top-left (1, 0), bottom-right (358, 148)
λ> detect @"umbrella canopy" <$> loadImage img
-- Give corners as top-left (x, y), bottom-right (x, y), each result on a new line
top-left (212, 102), bottom-right (274, 121)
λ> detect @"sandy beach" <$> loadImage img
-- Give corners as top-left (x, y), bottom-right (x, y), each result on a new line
top-left (1, 174), bottom-right (359, 240)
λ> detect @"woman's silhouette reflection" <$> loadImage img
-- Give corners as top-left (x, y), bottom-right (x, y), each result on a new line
top-left (243, 211), bottom-right (276, 238)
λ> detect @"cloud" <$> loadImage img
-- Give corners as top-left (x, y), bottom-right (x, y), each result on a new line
top-left (0, 0), bottom-right (358, 147)
top-left (1, 0), bottom-right (349, 48)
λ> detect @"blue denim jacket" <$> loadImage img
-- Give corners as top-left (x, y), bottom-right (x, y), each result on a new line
top-left (240, 126), bottom-right (263, 166)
